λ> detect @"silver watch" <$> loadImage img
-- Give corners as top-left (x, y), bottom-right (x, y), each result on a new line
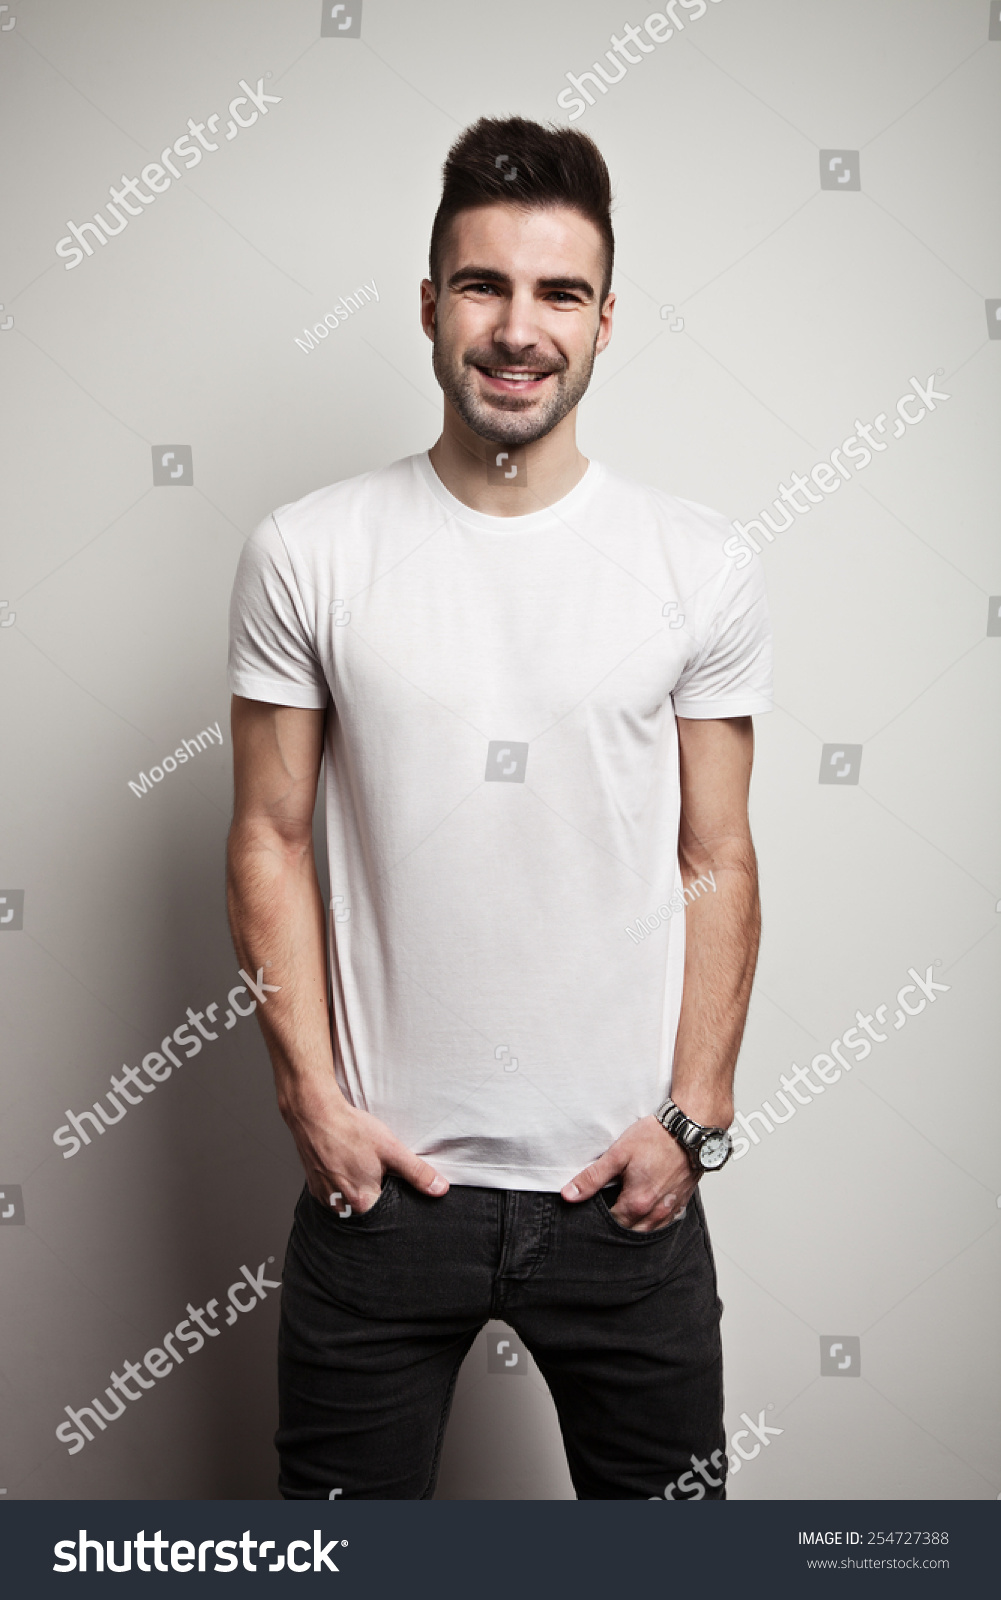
top-left (654, 1097), bottom-right (733, 1172)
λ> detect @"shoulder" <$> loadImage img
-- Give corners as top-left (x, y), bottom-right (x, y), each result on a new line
top-left (593, 464), bottom-right (735, 552)
top-left (265, 454), bottom-right (419, 555)
top-left (590, 467), bottom-right (769, 650)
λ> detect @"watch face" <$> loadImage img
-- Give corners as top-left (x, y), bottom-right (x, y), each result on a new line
top-left (699, 1132), bottom-right (731, 1170)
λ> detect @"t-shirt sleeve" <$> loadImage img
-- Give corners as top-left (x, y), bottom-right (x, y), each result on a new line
top-left (228, 512), bottom-right (329, 709)
top-left (672, 546), bottom-right (773, 719)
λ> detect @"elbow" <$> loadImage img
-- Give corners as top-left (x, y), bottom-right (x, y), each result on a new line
top-left (226, 819), bottom-right (315, 881)
top-left (679, 835), bottom-right (758, 887)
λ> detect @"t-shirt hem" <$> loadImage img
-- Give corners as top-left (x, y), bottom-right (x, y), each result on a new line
top-left (229, 670), bottom-right (328, 710)
top-left (672, 696), bottom-right (773, 719)
top-left (427, 1161), bottom-right (576, 1192)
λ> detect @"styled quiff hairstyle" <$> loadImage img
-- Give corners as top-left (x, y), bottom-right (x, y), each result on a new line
top-left (428, 116), bottom-right (615, 306)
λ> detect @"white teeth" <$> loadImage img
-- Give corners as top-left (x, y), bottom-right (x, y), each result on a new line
top-left (486, 369), bottom-right (547, 380)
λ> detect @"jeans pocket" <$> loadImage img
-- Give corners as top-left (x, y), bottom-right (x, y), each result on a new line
top-left (593, 1186), bottom-right (688, 1240)
top-left (305, 1173), bottom-right (397, 1225)
top-left (352, 1173), bottom-right (397, 1221)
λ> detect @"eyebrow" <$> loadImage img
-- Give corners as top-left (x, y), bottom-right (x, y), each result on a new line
top-left (447, 266), bottom-right (596, 300)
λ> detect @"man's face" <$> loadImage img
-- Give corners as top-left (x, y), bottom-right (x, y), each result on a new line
top-left (423, 203), bottom-right (614, 448)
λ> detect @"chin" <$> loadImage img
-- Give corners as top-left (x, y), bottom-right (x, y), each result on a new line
top-left (474, 417), bottom-right (557, 448)
top-left (460, 394), bottom-right (560, 446)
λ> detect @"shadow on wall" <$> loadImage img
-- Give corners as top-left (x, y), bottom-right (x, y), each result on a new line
top-left (434, 1325), bottom-right (575, 1500)
top-left (135, 755), bottom-right (323, 1496)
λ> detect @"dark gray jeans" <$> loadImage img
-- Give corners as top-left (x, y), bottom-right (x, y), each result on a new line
top-left (276, 1174), bottom-right (726, 1500)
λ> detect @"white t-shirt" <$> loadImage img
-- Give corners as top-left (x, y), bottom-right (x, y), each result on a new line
top-left (228, 451), bottom-right (772, 1190)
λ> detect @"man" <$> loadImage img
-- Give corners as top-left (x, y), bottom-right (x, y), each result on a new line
top-left (226, 115), bottom-right (771, 1501)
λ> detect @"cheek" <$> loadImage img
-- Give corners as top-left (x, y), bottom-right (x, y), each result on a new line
top-left (563, 324), bottom-right (600, 365)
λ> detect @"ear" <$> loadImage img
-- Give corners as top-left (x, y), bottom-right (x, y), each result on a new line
top-left (595, 289), bottom-right (615, 356)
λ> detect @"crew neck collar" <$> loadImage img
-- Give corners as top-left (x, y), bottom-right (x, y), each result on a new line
top-left (412, 448), bottom-right (602, 533)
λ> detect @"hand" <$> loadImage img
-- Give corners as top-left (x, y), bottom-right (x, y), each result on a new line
top-left (280, 1076), bottom-right (449, 1214)
top-left (561, 1115), bottom-right (698, 1232)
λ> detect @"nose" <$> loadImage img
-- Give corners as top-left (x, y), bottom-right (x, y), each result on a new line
top-left (489, 288), bottom-right (546, 357)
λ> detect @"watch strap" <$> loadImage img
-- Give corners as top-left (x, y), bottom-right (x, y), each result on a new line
top-left (655, 1097), bottom-right (701, 1148)
top-left (655, 1097), bottom-right (731, 1170)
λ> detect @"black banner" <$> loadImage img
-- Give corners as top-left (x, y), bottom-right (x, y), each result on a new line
top-left (0, 1499), bottom-right (991, 1595)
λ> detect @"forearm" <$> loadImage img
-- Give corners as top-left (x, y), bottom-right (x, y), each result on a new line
top-left (224, 698), bottom-right (445, 1206)
top-left (226, 820), bottom-right (447, 1204)
top-left (669, 841), bottom-right (760, 1128)
top-left (226, 821), bottom-right (342, 1117)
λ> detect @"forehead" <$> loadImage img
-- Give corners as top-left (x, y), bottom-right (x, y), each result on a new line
top-left (443, 203), bottom-right (604, 279)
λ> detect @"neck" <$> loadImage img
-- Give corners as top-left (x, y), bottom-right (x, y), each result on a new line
top-left (427, 402), bottom-right (589, 517)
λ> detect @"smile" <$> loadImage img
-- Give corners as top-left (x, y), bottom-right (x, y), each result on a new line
top-left (475, 366), bottom-right (555, 389)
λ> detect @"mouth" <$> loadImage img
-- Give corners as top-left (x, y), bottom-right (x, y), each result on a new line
top-left (473, 365), bottom-right (557, 393)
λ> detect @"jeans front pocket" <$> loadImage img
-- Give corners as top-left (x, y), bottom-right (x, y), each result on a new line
top-left (593, 1183), bottom-right (689, 1241)
top-left (305, 1172), bottom-right (398, 1227)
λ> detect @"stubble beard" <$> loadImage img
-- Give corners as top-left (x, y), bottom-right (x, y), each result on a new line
top-left (431, 330), bottom-right (599, 449)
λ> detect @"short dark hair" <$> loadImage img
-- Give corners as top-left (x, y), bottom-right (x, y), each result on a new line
top-left (428, 116), bottom-right (615, 306)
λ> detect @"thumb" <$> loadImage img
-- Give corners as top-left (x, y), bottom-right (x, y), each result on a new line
top-left (562, 1151), bottom-right (623, 1202)
top-left (390, 1148), bottom-right (449, 1197)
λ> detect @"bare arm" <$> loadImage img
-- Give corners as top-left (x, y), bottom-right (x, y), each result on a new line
top-left (562, 715), bottom-right (759, 1228)
top-left (668, 713), bottom-right (760, 1132)
top-left (226, 694), bottom-right (449, 1211)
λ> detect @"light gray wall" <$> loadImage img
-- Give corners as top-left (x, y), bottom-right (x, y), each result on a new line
top-left (0, 0), bottom-right (997, 1501)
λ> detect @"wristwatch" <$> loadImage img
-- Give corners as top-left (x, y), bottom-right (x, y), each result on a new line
top-left (654, 1097), bottom-right (733, 1173)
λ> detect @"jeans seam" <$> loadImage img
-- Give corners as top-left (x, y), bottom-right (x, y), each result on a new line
top-left (693, 1188), bottom-right (722, 1305)
top-left (419, 1337), bottom-right (475, 1500)
top-left (496, 1194), bottom-right (554, 1291)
